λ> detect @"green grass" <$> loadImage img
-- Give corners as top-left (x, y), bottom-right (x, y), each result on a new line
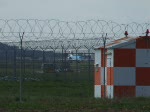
top-left (0, 70), bottom-right (94, 82)
top-left (0, 81), bottom-right (150, 112)
top-left (0, 61), bottom-right (94, 82)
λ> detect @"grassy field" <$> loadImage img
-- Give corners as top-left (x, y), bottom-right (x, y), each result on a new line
top-left (0, 61), bottom-right (94, 82)
top-left (0, 81), bottom-right (149, 112)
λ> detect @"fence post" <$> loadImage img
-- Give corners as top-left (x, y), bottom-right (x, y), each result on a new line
top-left (19, 32), bottom-right (24, 103)
top-left (5, 50), bottom-right (8, 76)
top-left (23, 49), bottom-right (26, 74)
top-left (102, 33), bottom-right (107, 98)
top-left (53, 48), bottom-right (57, 80)
top-left (32, 50), bottom-right (35, 75)
top-left (13, 46), bottom-right (16, 80)
top-left (88, 49), bottom-right (91, 81)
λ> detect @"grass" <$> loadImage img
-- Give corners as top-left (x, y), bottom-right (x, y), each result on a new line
top-left (0, 81), bottom-right (149, 112)
top-left (0, 61), bottom-right (94, 82)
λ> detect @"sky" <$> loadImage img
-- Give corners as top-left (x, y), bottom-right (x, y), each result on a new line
top-left (0, 0), bottom-right (150, 23)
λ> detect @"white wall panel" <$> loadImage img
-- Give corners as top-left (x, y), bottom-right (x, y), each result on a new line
top-left (136, 86), bottom-right (150, 97)
top-left (136, 49), bottom-right (150, 67)
top-left (107, 49), bottom-right (114, 67)
top-left (107, 86), bottom-right (114, 99)
top-left (94, 85), bottom-right (101, 98)
top-left (95, 50), bottom-right (101, 67)
top-left (107, 58), bottom-right (112, 67)
top-left (114, 67), bottom-right (136, 86)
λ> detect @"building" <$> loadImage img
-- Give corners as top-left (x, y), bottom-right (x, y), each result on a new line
top-left (94, 36), bottom-right (150, 98)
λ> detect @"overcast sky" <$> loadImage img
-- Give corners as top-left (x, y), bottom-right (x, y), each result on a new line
top-left (0, 0), bottom-right (150, 23)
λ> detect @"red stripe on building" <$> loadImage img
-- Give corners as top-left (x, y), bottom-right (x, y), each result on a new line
top-left (95, 68), bottom-right (101, 85)
top-left (136, 68), bottom-right (150, 86)
top-left (101, 85), bottom-right (107, 98)
top-left (114, 86), bottom-right (135, 98)
top-left (107, 67), bottom-right (114, 85)
top-left (101, 48), bottom-right (107, 67)
top-left (136, 36), bottom-right (150, 49)
top-left (114, 49), bottom-right (136, 67)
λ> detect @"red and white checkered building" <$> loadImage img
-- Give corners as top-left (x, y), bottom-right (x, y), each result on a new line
top-left (94, 36), bottom-right (150, 98)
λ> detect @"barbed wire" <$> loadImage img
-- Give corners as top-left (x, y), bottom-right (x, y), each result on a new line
top-left (0, 19), bottom-right (150, 49)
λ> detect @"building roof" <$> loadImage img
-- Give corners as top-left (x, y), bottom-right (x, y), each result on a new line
top-left (106, 36), bottom-right (138, 48)
top-left (95, 36), bottom-right (140, 49)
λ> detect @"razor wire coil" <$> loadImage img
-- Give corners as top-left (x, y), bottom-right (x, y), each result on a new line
top-left (0, 19), bottom-right (150, 49)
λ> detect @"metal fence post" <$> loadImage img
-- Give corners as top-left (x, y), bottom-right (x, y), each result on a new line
top-left (5, 50), bottom-right (8, 76)
top-left (32, 50), bottom-right (35, 75)
top-left (13, 47), bottom-right (16, 80)
top-left (19, 32), bottom-right (24, 103)
top-left (102, 33), bottom-right (107, 98)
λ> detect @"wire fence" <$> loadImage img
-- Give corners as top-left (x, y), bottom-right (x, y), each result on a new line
top-left (0, 19), bottom-right (150, 102)
top-left (0, 47), bottom-right (94, 82)
top-left (0, 19), bottom-right (150, 79)
top-left (0, 19), bottom-right (149, 81)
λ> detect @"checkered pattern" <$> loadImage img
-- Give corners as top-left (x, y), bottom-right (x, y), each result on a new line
top-left (94, 36), bottom-right (150, 98)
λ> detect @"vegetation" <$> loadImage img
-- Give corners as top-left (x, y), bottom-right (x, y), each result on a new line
top-left (0, 56), bottom-right (149, 112)
top-left (0, 81), bottom-right (149, 112)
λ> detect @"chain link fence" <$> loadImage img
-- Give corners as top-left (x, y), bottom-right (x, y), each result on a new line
top-left (0, 46), bottom-right (94, 82)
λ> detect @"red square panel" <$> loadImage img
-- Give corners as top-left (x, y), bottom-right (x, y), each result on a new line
top-left (101, 85), bottom-right (107, 98)
top-left (101, 48), bottom-right (107, 67)
top-left (107, 67), bottom-right (114, 85)
top-left (136, 68), bottom-right (150, 86)
top-left (114, 49), bottom-right (136, 67)
top-left (114, 86), bottom-right (135, 98)
top-left (136, 36), bottom-right (150, 49)
top-left (95, 68), bottom-right (101, 85)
